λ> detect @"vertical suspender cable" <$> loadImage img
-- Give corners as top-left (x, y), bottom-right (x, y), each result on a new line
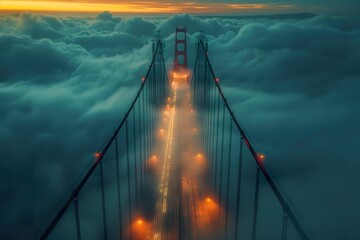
top-left (144, 83), bottom-right (148, 171)
top-left (282, 212), bottom-right (288, 240)
top-left (206, 78), bottom-right (211, 179)
top-left (100, 161), bottom-right (108, 240)
top-left (214, 94), bottom-right (220, 192)
top-left (210, 84), bottom-right (216, 189)
top-left (225, 119), bottom-right (233, 240)
top-left (252, 166), bottom-right (261, 240)
top-left (144, 82), bottom-right (148, 164)
top-left (132, 110), bottom-right (138, 207)
top-left (234, 138), bottom-right (244, 240)
top-left (138, 97), bottom-right (143, 197)
top-left (218, 104), bottom-right (226, 222)
top-left (115, 137), bottom-right (123, 239)
top-left (74, 198), bottom-right (81, 240)
top-left (142, 86), bottom-right (147, 182)
top-left (205, 77), bottom-right (209, 179)
top-left (147, 80), bottom-right (151, 162)
top-left (208, 83), bottom-right (213, 185)
top-left (150, 70), bottom-right (154, 153)
top-left (146, 82), bottom-right (150, 164)
top-left (125, 120), bottom-right (132, 240)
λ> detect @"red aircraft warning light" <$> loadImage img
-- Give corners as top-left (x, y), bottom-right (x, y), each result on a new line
top-left (257, 153), bottom-right (266, 162)
top-left (95, 152), bottom-right (102, 161)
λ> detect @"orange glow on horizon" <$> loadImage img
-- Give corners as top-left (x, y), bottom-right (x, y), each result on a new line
top-left (0, 1), bottom-right (296, 13)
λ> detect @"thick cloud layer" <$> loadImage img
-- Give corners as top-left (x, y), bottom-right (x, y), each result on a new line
top-left (1, 12), bottom-right (359, 239)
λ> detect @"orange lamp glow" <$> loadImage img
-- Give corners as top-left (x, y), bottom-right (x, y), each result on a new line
top-left (202, 196), bottom-right (220, 223)
top-left (131, 218), bottom-right (152, 240)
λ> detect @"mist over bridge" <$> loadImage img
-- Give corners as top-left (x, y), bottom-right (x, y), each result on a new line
top-left (38, 27), bottom-right (309, 240)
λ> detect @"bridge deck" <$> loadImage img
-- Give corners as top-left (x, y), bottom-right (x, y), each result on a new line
top-left (152, 81), bottom-right (218, 240)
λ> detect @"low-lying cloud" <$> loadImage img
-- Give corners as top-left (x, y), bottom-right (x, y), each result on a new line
top-left (0, 12), bottom-right (359, 239)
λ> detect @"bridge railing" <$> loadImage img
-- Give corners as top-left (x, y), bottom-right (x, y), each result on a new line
top-left (191, 33), bottom-right (309, 240)
top-left (38, 34), bottom-right (168, 240)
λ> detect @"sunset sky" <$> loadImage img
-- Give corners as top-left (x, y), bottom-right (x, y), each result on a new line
top-left (0, 0), bottom-right (359, 15)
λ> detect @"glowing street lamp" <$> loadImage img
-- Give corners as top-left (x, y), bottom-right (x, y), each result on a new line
top-left (131, 217), bottom-right (152, 240)
top-left (149, 155), bottom-right (159, 168)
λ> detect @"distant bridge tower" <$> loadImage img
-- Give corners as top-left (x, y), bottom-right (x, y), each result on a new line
top-left (172, 26), bottom-right (188, 82)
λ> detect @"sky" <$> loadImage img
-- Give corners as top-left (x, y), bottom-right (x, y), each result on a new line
top-left (0, 0), bottom-right (360, 15)
top-left (1, 2), bottom-right (360, 240)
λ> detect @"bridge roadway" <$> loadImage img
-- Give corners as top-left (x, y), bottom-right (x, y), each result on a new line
top-left (152, 80), bottom-right (216, 240)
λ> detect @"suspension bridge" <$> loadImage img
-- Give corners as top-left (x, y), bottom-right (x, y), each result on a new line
top-left (37, 27), bottom-right (309, 240)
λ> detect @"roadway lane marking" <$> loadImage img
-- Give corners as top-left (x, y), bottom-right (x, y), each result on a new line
top-left (153, 87), bottom-right (177, 239)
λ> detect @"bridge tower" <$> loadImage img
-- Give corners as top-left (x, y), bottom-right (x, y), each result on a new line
top-left (172, 26), bottom-right (188, 83)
